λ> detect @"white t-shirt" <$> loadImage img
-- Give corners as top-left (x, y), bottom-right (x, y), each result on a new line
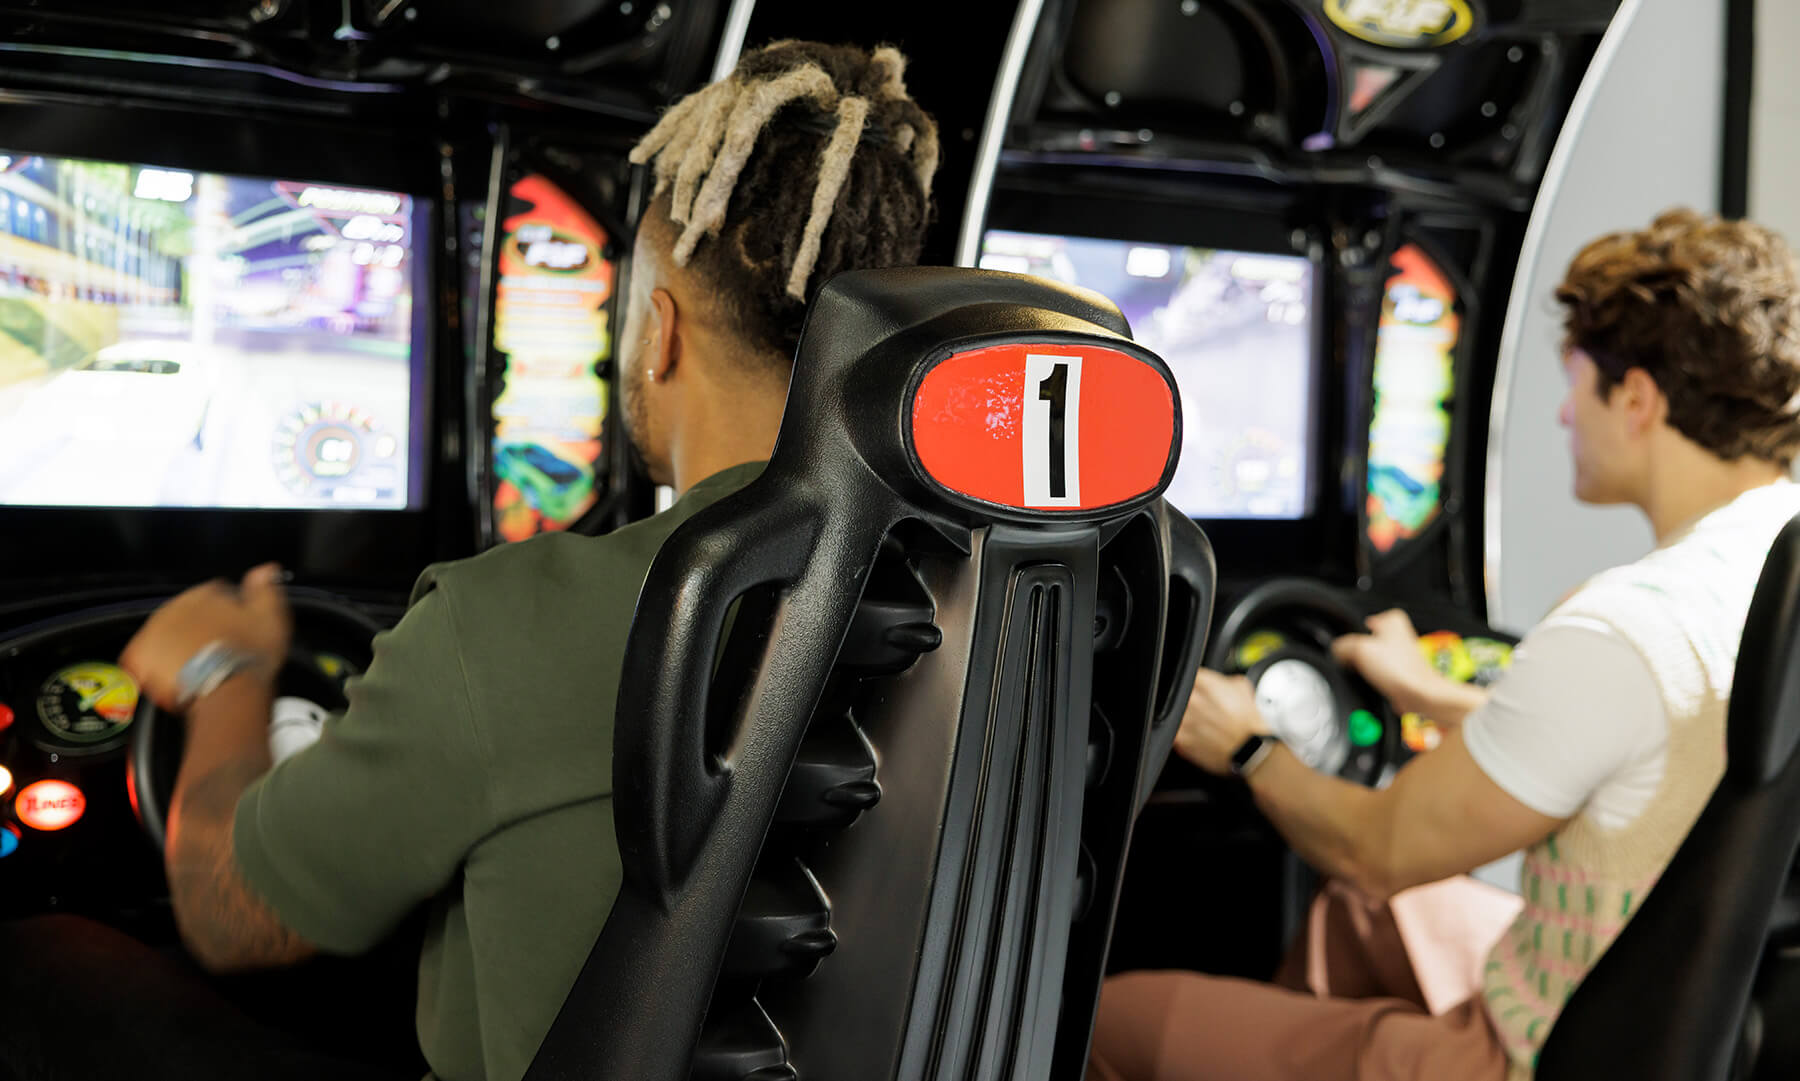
top-left (1463, 617), bottom-right (1664, 830)
top-left (1465, 480), bottom-right (1800, 832)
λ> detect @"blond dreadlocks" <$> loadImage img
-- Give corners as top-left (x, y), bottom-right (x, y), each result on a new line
top-left (629, 41), bottom-right (939, 360)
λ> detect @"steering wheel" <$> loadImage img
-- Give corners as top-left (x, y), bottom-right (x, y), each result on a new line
top-left (128, 648), bottom-right (349, 851)
top-left (1204, 579), bottom-right (1392, 786)
top-left (127, 593), bottom-right (379, 851)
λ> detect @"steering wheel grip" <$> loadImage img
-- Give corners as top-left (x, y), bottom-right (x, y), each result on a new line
top-left (1205, 579), bottom-right (1366, 672)
top-left (126, 689), bottom-right (169, 852)
top-left (127, 645), bottom-right (341, 853)
top-left (1197, 579), bottom-right (1398, 786)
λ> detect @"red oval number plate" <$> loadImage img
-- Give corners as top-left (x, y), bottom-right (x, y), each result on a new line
top-left (910, 343), bottom-right (1177, 512)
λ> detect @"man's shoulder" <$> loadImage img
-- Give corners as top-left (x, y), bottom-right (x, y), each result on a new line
top-left (416, 531), bottom-right (641, 612)
top-left (1570, 492), bottom-right (1800, 610)
top-left (410, 462), bottom-right (767, 630)
top-left (1549, 561), bottom-right (1711, 644)
top-left (1548, 505), bottom-right (1800, 684)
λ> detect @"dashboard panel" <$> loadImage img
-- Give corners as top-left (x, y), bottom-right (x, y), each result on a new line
top-left (0, 593), bottom-right (380, 931)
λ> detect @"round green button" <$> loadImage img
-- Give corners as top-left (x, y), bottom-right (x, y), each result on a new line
top-left (1348, 709), bottom-right (1383, 748)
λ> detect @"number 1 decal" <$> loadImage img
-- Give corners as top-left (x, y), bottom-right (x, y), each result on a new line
top-left (1023, 353), bottom-right (1082, 507)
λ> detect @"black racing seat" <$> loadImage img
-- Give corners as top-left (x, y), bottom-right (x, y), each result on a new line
top-left (524, 267), bottom-right (1216, 1081)
top-left (1538, 513), bottom-right (1800, 1081)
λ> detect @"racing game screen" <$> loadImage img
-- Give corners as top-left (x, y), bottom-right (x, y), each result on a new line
top-left (980, 230), bottom-right (1316, 520)
top-left (0, 151), bottom-right (428, 510)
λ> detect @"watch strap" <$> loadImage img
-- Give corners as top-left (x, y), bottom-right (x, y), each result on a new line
top-left (1230, 733), bottom-right (1278, 779)
top-left (174, 640), bottom-right (262, 711)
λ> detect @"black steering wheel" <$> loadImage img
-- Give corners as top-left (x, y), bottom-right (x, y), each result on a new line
top-left (127, 594), bottom-right (378, 851)
top-left (1204, 579), bottom-right (1393, 786)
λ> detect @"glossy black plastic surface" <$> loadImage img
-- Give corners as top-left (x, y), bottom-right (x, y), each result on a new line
top-left (524, 268), bottom-right (1215, 1081)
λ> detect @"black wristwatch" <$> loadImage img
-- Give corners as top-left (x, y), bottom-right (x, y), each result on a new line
top-left (1229, 733), bottom-right (1278, 779)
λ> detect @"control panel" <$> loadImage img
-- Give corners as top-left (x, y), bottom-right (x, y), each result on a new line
top-left (0, 595), bottom-right (375, 929)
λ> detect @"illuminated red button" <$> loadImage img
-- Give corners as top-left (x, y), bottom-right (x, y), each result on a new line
top-left (0, 703), bottom-right (12, 732)
top-left (16, 780), bottom-right (85, 831)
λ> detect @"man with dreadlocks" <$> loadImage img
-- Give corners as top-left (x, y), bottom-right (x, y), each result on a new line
top-left (0, 41), bottom-right (939, 1081)
top-left (616, 39), bottom-right (937, 490)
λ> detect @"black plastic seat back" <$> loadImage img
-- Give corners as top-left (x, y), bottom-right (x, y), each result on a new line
top-left (1538, 514), bottom-right (1800, 1081)
top-left (525, 267), bottom-right (1214, 1081)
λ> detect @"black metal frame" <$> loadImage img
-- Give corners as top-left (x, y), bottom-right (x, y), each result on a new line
top-left (1001, 0), bottom-right (1615, 213)
top-left (0, 0), bottom-right (733, 123)
top-left (1721, 0), bottom-right (1755, 219)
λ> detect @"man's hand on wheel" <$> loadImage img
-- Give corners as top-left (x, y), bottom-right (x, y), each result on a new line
top-left (120, 563), bottom-right (291, 711)
top-left (1174, 669), bottom-right (1270, 775)
top-left (1329, 609), bottom-right (1446, 718)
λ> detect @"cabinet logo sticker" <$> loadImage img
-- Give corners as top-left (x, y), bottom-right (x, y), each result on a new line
top-left (1324, 0), bottom-right (1476, 49)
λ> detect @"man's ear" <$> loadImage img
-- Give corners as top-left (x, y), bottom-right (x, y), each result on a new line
top-left (649, 287), bottom-right (679, 384)
top-left (1619, 367), bottom-right (1667, 434)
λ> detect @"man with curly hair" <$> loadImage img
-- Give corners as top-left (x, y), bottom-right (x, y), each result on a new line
top-left (1092, 209), bottom-right (1800, 1081)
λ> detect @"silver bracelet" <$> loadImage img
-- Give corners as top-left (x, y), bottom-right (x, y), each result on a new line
top-left (174, 640), bottom-right (262, 711)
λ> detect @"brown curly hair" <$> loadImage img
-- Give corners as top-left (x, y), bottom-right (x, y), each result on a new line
top-left (630, 40), bottom-right (938, 364)
top-left (1555, 208), bottom-right (1800, 467)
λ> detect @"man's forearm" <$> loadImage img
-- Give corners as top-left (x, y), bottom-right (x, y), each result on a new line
top-left (1246, 747), bottom-right (1400, 899)
top-left (166, 677), bottom-right (314, 972)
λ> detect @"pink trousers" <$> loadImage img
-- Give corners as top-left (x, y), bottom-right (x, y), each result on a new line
top-left (1087, 877), bottom-right (1524, 1081)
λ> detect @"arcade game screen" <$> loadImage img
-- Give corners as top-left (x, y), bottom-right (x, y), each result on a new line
top-left (980, 230), bottom-right (1317, 520)
top-left (0, 150), bottom-right (429, 511)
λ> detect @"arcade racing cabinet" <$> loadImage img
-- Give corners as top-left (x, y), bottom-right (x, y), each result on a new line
top-left (0, 0), bottom-right (744, 1071)
top-left (0, 2), bottom-right (1094, 1077)
top-left (955, 2), bottom-right (1799, 1077)
top-left (959, 0), bottom-right (1629, 979)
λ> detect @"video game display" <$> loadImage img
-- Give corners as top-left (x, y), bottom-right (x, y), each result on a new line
top-left (489, 174), bottom-right (614, 542)
top-left (1366, 243), bottom-right (1459, 553)
top-left (0, 150), bottom-right (428, 510)
top-left (980, 230), bottom-right (1316, 520)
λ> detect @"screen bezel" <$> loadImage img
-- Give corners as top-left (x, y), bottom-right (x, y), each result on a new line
top-left (0, 99), bottom-right (460, 592)
top-left (981, 192), bottom-right (1328, 524)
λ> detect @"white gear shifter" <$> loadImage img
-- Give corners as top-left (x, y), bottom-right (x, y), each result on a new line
top-left (268, 696), bottom-right (328, 765)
